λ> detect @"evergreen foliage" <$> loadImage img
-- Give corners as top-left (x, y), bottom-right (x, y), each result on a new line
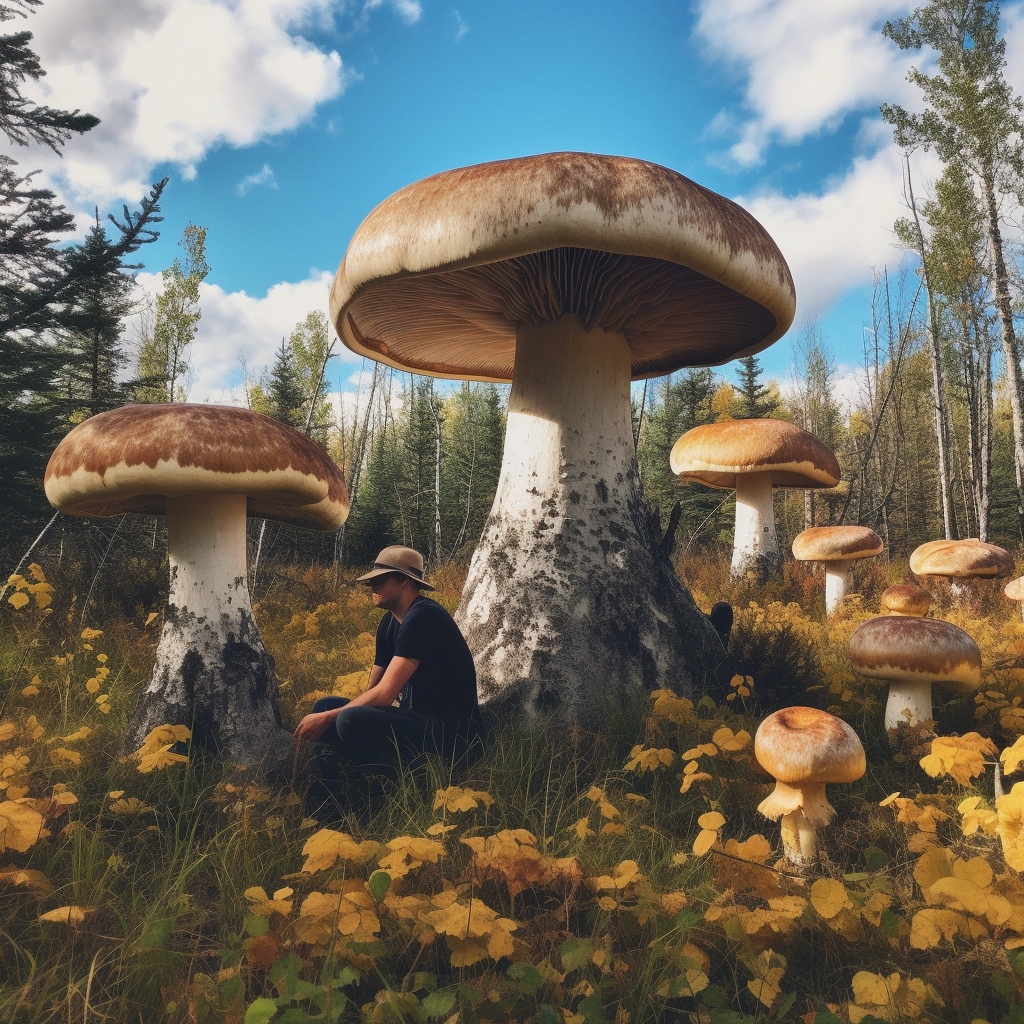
top-left (734, 354), bottom-right (779, 419)
top-left (266, 338), bottom-right (307, 429)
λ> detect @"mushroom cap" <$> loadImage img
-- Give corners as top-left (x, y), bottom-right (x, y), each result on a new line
top-left (669, 419), bottom-right (840, 489)
top-left (909, 538), bottom-right (1014, 580)
top-left (330, 152), bottom-right (796, 383)
top-left (44, 405), bottom-right (350, 531)
top-left (848, 616), bottom-right (981, 693)
top-left (880, 584), bottom-right (932, 617)
top-left (792, 526), bottom-right (883, 563)
top-left (754, 707), bottom-right (866, 786)
top-left (1006, 576), bottom-right (1024, 602)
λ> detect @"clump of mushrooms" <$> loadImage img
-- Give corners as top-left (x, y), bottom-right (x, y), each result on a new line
top-left (754, 706), bottom-right (865, 870)
top-left (45, 404), bottom-right (349, 768)
top-left (670, 419), bottom-right (840, 580)
top-left (791, 525), bottom-right (883, 614)
top-left (880, 584), bottom-right (932, 617)
top-left (331, 152), bottom-right (797, 723)
top-left (910, 538), bottom-right (1013, 609)
top-left (849, 616), bottom-right (981, 737)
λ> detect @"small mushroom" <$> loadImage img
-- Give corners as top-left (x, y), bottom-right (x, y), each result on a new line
top-left (791, 526), bottom-right (883, 614)
top-left (880, 584), bottom-right (932, 617)
top-left (909, 538), bottom-right (1013, 608)
top-left (754, 706), bottom-right (865, 870)
top-left (1005, 577), bottom-right (1024, 621)
top-left (45, 404), bottom-right (349, 768)
top-left (670, 419), bottom-right (840, 580)
top-left (849, 616), bottom-right (981, 736)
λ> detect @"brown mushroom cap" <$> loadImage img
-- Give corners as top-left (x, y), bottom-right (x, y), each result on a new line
top-left (1006, 576), bottom-right (1024, 602)
top-left (754, 707), bottom-right (866, 786)
top-left (44, 405), bottom-right (350, 531)
top-left (792, 526), bottom-right (883, 562)
top-left (848, 616), bottom-right (981, 692)
top-left (880, 584), bottom-right (932, 617)
top-left (669, 419), bottom-right (840, 489)
top-left (909, 538), bottom-right (1014, 580)
top-left (330, 152), bottom-right (796, 382)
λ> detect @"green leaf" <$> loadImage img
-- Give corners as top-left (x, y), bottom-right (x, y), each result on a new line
top-left (411, 972), bottom-right (438, 994)
top-left (219, 975), bottom-right (245, 1006)
top-left (701, 986), bottom-right (728, 1009)
top-left (812, 1014), bottom-right (844, 1024)
top-left (137, 918), bottom-right (172, 950)
top-left (422, 989), bottom-right (457, 1019)
top-left (244, 914), bottom-right (270, 938)
top-left (1009, 947), bottom-right (1024, 977)
top-left (368, 870), bottom-right (391, 903)
top-left (269, 954), bottom-right (304, 996)
top-left (775, 991), bottom-right (797, 1020)
top-left (560, 937), bottom-right (595, 972)
top-left (278, 1009), bottom-right (318, 1024)
top-left (539, 1006), bottom-right (561, 1024)
top-left (244, 998), bottom-right (279, 1024)
top-left (508, 962), bottom-right (542, 994)
top-left (579, 992), bottom-right (604, 1023)
top-left (863, 848), bottom-right (889, 871)
top-left (459, 985), bottom-right (484, 1006)
top-left (878, 909), bottom-right (899, 938)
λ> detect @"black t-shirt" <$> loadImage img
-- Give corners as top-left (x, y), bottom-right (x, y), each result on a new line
top-left (374, 597), bottom-right (479, 726)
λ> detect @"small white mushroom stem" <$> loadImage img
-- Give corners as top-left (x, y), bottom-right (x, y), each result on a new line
top-left (884, 679), bottom-right (934, 733)
top-left (128, 492), bottom-right (289, 768)
top-left (731, 472), bottom-right (778, 579)
top-left (824, 560), bottom-right (853, 614)
top-left (780, 810), bottom-right (819, 868)
top-left (457, 313), bottom-right (725, 723)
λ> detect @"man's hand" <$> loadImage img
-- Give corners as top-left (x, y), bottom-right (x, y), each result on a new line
top-left (293, 709), bottom-right (340, 741)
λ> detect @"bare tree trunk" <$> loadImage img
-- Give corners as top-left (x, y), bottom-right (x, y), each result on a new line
top-left (982, 165), bottom-right (1024, 541)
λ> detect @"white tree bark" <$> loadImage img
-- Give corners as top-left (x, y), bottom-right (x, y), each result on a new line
top-left (731, 472), bottom-right (780, 580)
top-left (128, 493), bottom-right (292, 769)
top-left (456, 314), bottom-right (728, 725)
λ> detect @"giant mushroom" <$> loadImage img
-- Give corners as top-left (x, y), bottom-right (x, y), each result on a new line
top-left (909, 538), bottom-right (1014, 608)
top-left (330, 152), bottom-right (796, 722)
top-left (44, 404), bottom-right (349, 768)
top-left (671, 420), bottom-right (840, 580)
top-left (791, 525), bottom-right (883, 614)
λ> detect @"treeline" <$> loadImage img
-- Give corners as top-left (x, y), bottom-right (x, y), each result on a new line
top-left (4, 0), bottom-right (1024, 583)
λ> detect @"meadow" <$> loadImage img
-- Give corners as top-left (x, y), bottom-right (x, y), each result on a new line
top-left (3, 550), bottom-right (1024, 1024)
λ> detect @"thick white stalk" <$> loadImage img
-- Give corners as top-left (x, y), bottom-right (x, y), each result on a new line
top-left (731, 472), bottom-right (778, 579)
top-left (824, 560), bottom-right (852, 614)
top-left (884, 679), bottom-right (933, 733)
top-left (457, 314), bottom-right (726, 723)
top-left (129, 493), bottom-right (290, 769)
top-left (779, 809), bottom-right (818, 869)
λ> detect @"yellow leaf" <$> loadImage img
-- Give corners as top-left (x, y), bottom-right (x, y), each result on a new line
top-left (49, 748), bottom-right (81, 766)
top-left (910, 908), bottom-right (969, 949)
top-left (568, 816), bottom-right (595, 840)
top-left (851, 970), bottom-right (896, 1006)
top-left (26, 563), bottom-right (46, 583)
top-left (39, 905), bottom-right (91, 924)
top-left (682, 743), bottom-right (719, 760)
top-left (698, 811), bottom-right (726, 830)
top-left (597, 896), bottom-right (617, 911)
top-left (144, 612), bottom-right (158, 627)
top-left (692, 829), bottom-right (717, 856)
top-left (997, 782), bottom-right (1024, 872)
top-left (1003, 736), bottom-right (1024, 775)
top-left (300, 828), bottom-right (381, 873)
top-left (21, 685), bottom-right (38, 697)
top-left (810, 879), bottom-right (851, 920)
top-left (589, 860), bottom-right (641, 891)
top-left (432, 786), bottom-right (494, 813)
top-left (712, 727), bottom-right (751, 752)
top-left (426, 822), bottom-right (456, 836)
top-left (649, 689), bottom-right (696, 725)
top-left (0, 722), bottom-right (15, 742)
top-left (623, 744), bottom-right (675, 772)
top-left (920, 733), bottom-right (997, 786)
top-left (8, 592), bottom-right (29, 609)
top-left (914, 846), bottom-right (954, 891)
top-left (0, 800), bottom-right (44, 852)
top-left (879, 791), bottom-right (901, 806)
top-left (600, 822), bottom-right (625, 835)
top-left (80, 628), bottom-right (102, 641)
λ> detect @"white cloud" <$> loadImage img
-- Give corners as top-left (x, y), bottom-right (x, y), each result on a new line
top-left (129, 269), bottom-right (363, 404)
top-left (362, 0), bottom-right (422, 26)
top-left (236, 164), bottom-right (279, 197)
top-left (23, 0), bottom-right (354, 205)
top-left (693, 0), bottom-right (920, 165)
top-left (453, 9), bottom-right (469, 42)
top-left (735, 138), bottom-right (941, 319)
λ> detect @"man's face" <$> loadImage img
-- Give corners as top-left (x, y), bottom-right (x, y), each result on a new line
top-left (366, 573), bottom-right (407, 612)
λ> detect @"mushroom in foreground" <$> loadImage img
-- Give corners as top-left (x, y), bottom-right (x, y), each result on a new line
top-left (330, 152), bottom-right (796, 722)
top-left (754, 706), bottom-right (865, 870)
top-left (1005, 577), bottom-right (1024, 620)
top-left (880, 584), bottom-right (932, 617)
top-left (791, 526), bottom-right (883, 614)
top-left (45, 404), bottom-right (349, 768)
top-left (909, 538), bottom-right (1014, 608)
top-left (670, 420), bottom-right (840, 580)
top-left (848, 616), bottom-right (981, 736)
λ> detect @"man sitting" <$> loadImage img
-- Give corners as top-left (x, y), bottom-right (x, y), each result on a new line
top-left (294, 545), bottom-right (481, 815)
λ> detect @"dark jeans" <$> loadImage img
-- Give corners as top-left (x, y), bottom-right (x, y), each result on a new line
top-left (306, 696), bottom-right (479, 817)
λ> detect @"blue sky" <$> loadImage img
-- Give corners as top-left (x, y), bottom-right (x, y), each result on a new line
top-left (21, 0), bottom-right (1024, 406)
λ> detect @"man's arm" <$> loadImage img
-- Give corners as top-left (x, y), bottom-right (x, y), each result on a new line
top-left (292, 659), bottom-right (419, 740)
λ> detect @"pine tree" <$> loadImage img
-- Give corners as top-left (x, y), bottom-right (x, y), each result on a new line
top-left (734, 354), bottom-right (779, 419)
top-left (266, 338), bottom-right (306, 428)
top-left (287, 310), bottom-right (334, 442)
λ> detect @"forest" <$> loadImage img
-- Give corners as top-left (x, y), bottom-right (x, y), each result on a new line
top-left (6, 1), bottom-right (1024, 1022)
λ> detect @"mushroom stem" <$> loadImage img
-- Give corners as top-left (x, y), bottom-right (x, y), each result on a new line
top-left (884, 679), bottom-right (933, 734)
top-left (824, 560), bottom-right (852, 614)
top-left (731, 471), bottom-right (778, 580)
top-left (457, 314), bottom-right (725, 723)
top-left (128, 493), bottom-right (290, 768)
top-left (779, 809), bottom-right (818, 869)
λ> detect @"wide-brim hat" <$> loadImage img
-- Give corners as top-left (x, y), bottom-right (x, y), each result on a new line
top-left (356, 545), bottom-right (435, 591)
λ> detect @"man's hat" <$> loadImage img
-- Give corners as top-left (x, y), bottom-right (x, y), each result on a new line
top-left (356, 545), bottom-right (435, 591)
